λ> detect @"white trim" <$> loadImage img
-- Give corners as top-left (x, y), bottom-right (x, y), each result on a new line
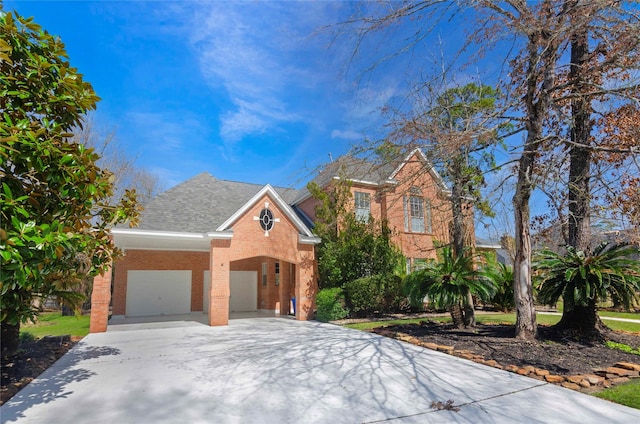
top-left (216, 184), bottom-right (315, 237)
top-left (331, 176), bottom-right (379, 187)
top-left (111, 228), bottom-right (206, 239)
top-left (123, 247), bottom-right (211, 253)
top-left (477, 243), bottom-right (502, 249)
top-left (299, 235), bottom-right (322, 245)
top-left (389, 148), bottom-right (449, 192)
top-left (205, 231), bottom-right (234, 239)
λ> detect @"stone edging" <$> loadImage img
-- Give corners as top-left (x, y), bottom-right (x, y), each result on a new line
top-left (388, 331), bottom-right (640, 393)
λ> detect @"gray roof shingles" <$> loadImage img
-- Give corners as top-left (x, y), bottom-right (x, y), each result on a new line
top-left (132, 172), bottom-right (300, 233)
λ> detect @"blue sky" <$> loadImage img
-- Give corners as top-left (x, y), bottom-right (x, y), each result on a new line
top-left (5, 1), bottom-right (521, 239)
top-left (6, 1), bottom-right (421, 189)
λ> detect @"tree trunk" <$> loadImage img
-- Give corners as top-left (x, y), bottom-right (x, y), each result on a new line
top-left (513, 182), bottom-right (538, 340)
top-left (1, 322), bottom-right (21, 358)
top-left (567, 17), bottom-right (592, 253)
top-left (511, 19), bottom-right (561, 340)
top-left (450, 170), bottom-right (476, 327)
top-left (449, 304), bottom-right (465, 329)
top-left (559, 13), bottom-right (601, 339)
top-left (555, 299), bottom-right (606, 341)
top-left (463, 289), bottom-right (476, 327)
top-left (61, 304), bottom-right (75, 316)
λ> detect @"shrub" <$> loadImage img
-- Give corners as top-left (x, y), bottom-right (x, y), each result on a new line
top-left (344, 276), bottom-right (381, 316)
top-left (379, 274), bottom-right (406, 312)
top-left (344, 274), bottom-right (405, 316)
top-left (316, 288), bottom-right (349, 322)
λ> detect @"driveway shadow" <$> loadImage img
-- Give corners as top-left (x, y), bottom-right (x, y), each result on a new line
top-left (1, 343), bottom-right (121, 423)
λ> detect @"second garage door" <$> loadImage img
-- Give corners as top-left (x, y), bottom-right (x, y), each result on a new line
top-left (203, 271), bottom-right (257, 312)
top-left (126, 270), bottom-right (192, 317)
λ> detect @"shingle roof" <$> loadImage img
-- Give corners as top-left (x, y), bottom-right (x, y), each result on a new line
top-left (131, 172), bottom-right (300, 233)
top-left (293, 149), bottom-right (447, 204)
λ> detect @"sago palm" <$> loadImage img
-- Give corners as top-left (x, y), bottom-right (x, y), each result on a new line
top-left (482, 261), bottom-right (515, 312)
top-left (534, 242), bottom-right (640, 336)
top-left (404, 247), bottom-right (495, 328)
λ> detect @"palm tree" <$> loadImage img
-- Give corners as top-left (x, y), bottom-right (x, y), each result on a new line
top-left (482, 261), bottom-right (515, 312)
top-left (534, 242), bottom-right (640, 339)
top-left (404, 247), bottom-right (495, 328)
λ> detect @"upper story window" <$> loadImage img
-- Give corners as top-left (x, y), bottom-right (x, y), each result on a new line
top-left (403, 188), bottom-right (432, 233)
top-left (354, 191), bottom-right (371, 221)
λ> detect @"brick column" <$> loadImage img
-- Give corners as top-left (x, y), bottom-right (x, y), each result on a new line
top-left (278, 262), bottom-right (289, 316)
top-left (295, 244), bottom-right (317, 321)
top-left (209, 239), bottom-right (231, 326)
top-left (90, 265), bottom-right (112, 333)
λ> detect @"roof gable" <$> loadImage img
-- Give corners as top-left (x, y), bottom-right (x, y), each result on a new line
top-left (293, 148), bottom-right (449, 204)
top-left (389, 148), bottom-right (449, 192)
top-left (217, 184), bottom-right (314, 237)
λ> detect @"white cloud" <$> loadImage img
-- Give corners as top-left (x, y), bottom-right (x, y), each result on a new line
top-left (124, 111), bottom-right (210, 166)
top-left (184, 2), bottom-right (346, 151)
top-left (331, 129), bottom-right (362, 141)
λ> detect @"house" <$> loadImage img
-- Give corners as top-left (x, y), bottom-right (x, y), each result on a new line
top-left (89, 174), bottom-right (320, 332)
top-left (88, 149), bottom-right (455, 332)
top-left (294, 148), bottom-right (454, 272)
top-left (476, 237), bottom-right (513, 266)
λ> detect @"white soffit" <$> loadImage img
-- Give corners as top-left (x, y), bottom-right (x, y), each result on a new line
top-left (111, 228), bottom-right (223, 251)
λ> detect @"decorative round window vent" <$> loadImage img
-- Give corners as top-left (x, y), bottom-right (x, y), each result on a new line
top-left (259, 208), bottom-right (274, 232)
top-left (253, 202), bottom-right (280, 237)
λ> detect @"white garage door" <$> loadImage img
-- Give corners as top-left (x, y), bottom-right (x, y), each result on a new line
top-left (203, 271), bottom-right (257, 313)
top-left (126, 270), bottom-right (192, 317)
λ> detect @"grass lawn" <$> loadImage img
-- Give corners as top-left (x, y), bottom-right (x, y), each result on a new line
top-left (344, 312), bottom-right (640, 333)
top-left (20, 311), bottom-right (90, 338)
top-left (599, 311), bottom-right (640, 320)
top-left (594, 379), bottom-right (640, 409)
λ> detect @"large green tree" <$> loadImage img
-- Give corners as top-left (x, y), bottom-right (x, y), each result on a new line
top-left (0, 11), bottom-right (139, 357)
top-left (307, 181), bottom-right (403, 289)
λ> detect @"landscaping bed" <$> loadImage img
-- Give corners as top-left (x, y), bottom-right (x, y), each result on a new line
top-left (373, 320), bottom-right (640, 393)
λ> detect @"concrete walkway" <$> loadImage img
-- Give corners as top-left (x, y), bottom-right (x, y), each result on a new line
top-left (2, 318), bottom-right (639, 424)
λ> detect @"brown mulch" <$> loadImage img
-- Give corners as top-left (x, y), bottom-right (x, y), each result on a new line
top-left (373, 320), bottom-right (640, 376)
top-left (1, 335), bottom-right (80, 405)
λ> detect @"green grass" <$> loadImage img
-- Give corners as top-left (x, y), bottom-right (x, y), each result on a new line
top-left (343, 312), bottom-right (640, 333)
top-left (598, 311), bottom-right (640, 320)
top-left (594, 379), bottom-right (640, 409)
top-left (20, 312), bottom-right (90, 338)
top-left (605, 341), bottom-right (640, 355)
top-left (344, 316), bottom-right (449, 331)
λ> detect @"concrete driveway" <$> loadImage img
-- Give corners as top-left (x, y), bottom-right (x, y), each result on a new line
top-left (2, 318), bottom-right (639, 424)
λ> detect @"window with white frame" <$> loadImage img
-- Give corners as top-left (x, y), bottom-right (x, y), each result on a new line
top-left (354, 191), bottom-right (371, 221)
top-left (403, 188), bottom-right (432, 233)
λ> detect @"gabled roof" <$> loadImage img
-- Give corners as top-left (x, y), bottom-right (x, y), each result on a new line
top-left (293, 148), bottom-right (449, 204)
top-left (125, 172), bottom-right (300, 233)
top-left (216, 184), bottom-right (315, 237)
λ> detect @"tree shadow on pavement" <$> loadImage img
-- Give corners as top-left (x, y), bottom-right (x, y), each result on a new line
top-left (0, 343), bottom-right (121, 422)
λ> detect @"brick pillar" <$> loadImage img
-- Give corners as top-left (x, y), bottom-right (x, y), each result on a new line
top-left (209, 239), bottom-right (231, 326)
top-left (279, 262), bottom-right (290, 316)
top-left (90, 265), bottom-right (112, 333)
top-left (295, 244), bottom-right (317, 321)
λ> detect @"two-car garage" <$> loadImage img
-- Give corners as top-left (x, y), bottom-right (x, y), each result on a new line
top-left (125, 270), bottom-right (258, 317)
